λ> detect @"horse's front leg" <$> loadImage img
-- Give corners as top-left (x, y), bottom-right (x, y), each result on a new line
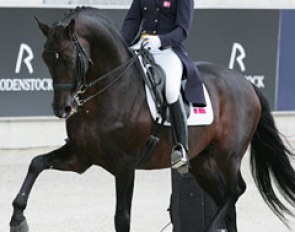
top-left (10, 145), bottom-right (89, 232)
top-left (10, 152), bottom-right (54, 232)
top-left (114, 167), bottom-right (135, 232)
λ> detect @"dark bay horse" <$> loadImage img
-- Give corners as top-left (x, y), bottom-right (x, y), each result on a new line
top-left (10, 7), bottom-right (295, 232)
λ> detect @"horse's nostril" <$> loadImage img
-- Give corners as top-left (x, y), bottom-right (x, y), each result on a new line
top-left (65, 105), bottom-right (72, 114)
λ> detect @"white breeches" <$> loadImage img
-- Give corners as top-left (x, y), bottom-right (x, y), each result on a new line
top-left (151, 48), bottom-right (183, 104)
top-left (132, 41), bottom-right (183, 104)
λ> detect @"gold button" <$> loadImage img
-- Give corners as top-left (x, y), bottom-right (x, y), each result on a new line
top-left (142, 30), bottom-right (146, 34)
top-left (153, 30), bottom-right (157, 34)
top-left (154, 19), bottom-right (158, 23)
top-left (144, 6), bottom-right (147, 11)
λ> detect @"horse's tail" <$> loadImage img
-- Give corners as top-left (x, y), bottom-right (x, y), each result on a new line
top-left (250, 85), bottom-right (295, 222)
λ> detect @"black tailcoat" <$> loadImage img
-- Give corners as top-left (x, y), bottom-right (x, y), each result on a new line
top-left (122, 0), bottom-right (205, 105)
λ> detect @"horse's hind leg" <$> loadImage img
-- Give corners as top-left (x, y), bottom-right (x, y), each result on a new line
top-left (208, 171), bottom-right (246, 232)
top-left (190, 151), bottom-right (246, 232)
top-left (10, 145), bottom-right (89, 232)
top-left (225, 172), bottom-right (246, 232)
top-left (114, 167), bottom-right (135, 232)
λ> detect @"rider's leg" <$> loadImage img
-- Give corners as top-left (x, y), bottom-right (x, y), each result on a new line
top-left (169, 96), bottom-right (189, 169)
top-left (153, 49), bottom-right (189, 171)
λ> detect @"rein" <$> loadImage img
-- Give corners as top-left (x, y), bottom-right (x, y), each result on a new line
top-left (74, 50), bottom-right (142, 106)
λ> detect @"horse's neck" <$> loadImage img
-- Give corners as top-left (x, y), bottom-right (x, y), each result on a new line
top-left (87, 38), bottom-right (146, 113)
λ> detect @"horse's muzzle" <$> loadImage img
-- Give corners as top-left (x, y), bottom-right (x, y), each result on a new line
top-left (52, 96), bottom-right (77, 119)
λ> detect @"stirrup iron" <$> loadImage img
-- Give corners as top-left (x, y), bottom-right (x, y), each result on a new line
top-left (171, 143), bottom-right (188, 169)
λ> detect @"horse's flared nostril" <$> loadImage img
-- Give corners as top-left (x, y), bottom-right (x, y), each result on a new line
top-left (52, 97), bottom-right (76, 118)
top-left (65, 105), bottom-right (73, 115)
top-left (53, 109), bottom-right (66, 118)
top-left (53, 106), bottom-right (73, 119)
top-left (52, 104), bottom-right (70, 118)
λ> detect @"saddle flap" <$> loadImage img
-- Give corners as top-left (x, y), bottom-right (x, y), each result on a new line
top-left (134, 48), bottom-right (166, 115)
top-left (146, 84), bottom-right (214, 126)
top-left (133, 47), bottom-right (214, 126)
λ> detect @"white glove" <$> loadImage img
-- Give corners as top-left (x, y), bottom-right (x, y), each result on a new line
top-left (143, 35), bottom-right (161, 52)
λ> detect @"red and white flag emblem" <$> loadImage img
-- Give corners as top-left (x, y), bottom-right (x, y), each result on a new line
top-left (163, 0), bottom-right (171, 8)
top-left (193, 107), bottom-right (206, 114)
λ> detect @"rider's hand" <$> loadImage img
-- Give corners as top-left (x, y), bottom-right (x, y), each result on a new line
top-left (143, 35), bottom-right (161, 52)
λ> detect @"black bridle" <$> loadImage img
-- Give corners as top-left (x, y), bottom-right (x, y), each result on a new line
top-left (49, 33), bottom-right (93, 93)
top-left (48, 33), bottom-right (142, 107)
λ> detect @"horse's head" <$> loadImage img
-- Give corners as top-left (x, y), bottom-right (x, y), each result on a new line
top-left (36, 17), bottom-right (91, 118)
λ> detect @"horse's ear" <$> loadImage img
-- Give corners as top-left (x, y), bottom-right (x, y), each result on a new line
top-left (35, 17), bottom-right (49, 37)
top-left (65, 19), bottom-right (75, 37)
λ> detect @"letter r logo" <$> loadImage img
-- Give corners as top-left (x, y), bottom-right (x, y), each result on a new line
top-left (229, 42), bottom-right (246, 72)
top-left (15, 43), bottom-right (34, 74)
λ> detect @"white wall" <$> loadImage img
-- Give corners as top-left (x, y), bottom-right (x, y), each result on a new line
top-left (0, 0), bottom-right (295, 9)
top-left (0, 113), bottom-right (294, 149)
top-left (197, 0), bottom-right (295, 9)
top-left (0, 0), bottom-right (42, 5)
top-left (0, 117), bottom-right (66, 149)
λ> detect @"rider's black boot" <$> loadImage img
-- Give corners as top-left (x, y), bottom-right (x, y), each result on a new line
top-left (169, 98), bottom-right (189, 173)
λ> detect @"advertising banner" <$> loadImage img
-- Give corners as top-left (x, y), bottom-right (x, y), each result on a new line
top-left (277, 10), bottom-right (295, 111)
top-left (0, 8), bottom-right (67, 116)
top-left (186, 10), bottom-right (280, 110)
top-left (0, 8), bottom-right (128, 117)
top-left (0, 8), bottom-right (280, 116)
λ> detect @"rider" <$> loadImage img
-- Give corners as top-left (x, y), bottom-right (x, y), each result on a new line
top-left (121, 0), bottom-right (206, 171)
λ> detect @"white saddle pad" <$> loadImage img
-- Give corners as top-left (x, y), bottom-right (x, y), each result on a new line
top-left (145, 84), bottom-right (214, 126)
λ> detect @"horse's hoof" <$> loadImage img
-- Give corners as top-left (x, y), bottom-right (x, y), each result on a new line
top-left (10, 219), bottom-right (29, 232)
